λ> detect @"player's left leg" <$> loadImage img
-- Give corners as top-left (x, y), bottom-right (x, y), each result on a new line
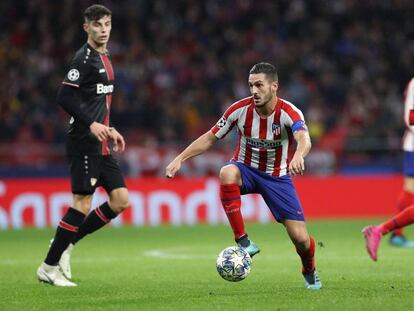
top-left (258, 174), bottom-right (321, 289)
top-left (389, 174), bottom-right (414, 247)
top-left (284, 220), bottom-right (321, 290)
top-left (71, 187), bottom-right (128, 243)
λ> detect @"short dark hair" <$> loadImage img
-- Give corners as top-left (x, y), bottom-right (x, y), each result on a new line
top-left (84, 4), bottom-right (112, 22)
top-left (249, 62), bottom-right (278, 81)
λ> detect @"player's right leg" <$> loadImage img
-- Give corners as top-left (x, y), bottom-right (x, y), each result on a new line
top-left (219, 162), bottom-right (260, 257)
top-left (36, 155), bottom-right (97, 285)
top-left (37, 194), bottom-right (92, 286)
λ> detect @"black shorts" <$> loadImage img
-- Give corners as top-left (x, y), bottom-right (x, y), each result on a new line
top-left (68, 155), bottom-right (126, 195)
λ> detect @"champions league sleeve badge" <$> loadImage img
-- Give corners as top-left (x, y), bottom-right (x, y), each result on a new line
top-left (216, 116), bottom-right (227, 128)
top-left (67, 69), bottom-right (80, 81)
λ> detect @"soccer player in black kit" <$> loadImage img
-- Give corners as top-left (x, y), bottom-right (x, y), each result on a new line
top-left (37, 4), bottom-right (129, 287)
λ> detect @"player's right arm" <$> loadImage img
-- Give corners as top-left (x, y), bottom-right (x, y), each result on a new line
top-left (58, 48), bottom-right (111, 142)
top-left (166, 100), bottom-right (240, 178)
top-left (57, 85), bottom-right (111, 142)
top-left (165, 131), bottom-right (218, 178)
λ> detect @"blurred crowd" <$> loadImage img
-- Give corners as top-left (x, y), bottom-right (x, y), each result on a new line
top-left (1, 0), bottom-right (413, 175)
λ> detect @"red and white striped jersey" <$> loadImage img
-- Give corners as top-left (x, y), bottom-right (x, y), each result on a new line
top-left (403, 78), bottom-right (414, 152)
top-left (211, 96), bottom-right (307, 176)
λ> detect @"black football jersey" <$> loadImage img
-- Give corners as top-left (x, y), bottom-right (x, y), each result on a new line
top-left (62, 43), bottom-right (114, 155)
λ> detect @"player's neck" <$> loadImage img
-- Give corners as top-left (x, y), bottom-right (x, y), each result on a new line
top-left (256, 96), bottom-right (278, 118)
top-left (87, 39), bottom-right (107, 54)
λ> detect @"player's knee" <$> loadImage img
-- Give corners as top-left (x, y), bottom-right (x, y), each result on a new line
top-left (219, 165), bottom-right (241, 184)
top-left (109, 188), bottom-right (129, 213)
top-left (292, 234), bottom-right (310, 250)
top-left (288, 227), bottom-right (309, 247)
top-left (73, 194), bottom-right (93, 214)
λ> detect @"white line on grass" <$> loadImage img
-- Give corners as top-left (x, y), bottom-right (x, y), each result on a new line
top-left (0, 245), bottom-right (372, 265)
top-left (143, 249), bottom-right (213, 260)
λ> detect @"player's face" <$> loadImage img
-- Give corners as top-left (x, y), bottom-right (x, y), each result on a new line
top-left (84, 15), bottom-right (112, 47)
top-left (248, 73), bottom-right (278, 108)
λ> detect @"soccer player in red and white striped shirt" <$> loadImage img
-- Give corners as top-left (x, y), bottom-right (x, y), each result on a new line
top-left (363, 77), bottom-right (414, 261)
top-left (392, 77), bottom-right (414, 246)
top-left (166, 62), bottom-right (321, 289)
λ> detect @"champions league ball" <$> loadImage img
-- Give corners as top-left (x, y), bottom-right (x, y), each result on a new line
top-left (216, 246), bottom-right (252, 282)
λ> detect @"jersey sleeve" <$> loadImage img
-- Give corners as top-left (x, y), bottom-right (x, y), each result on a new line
top-left (57, 84), bottom-right (94, 127)
top-left (210, 105), bottom-right (238, 139)
top-left (62, 52), bottom-right (89, 88)
top-left (283, 102), bottom-right (308, 133)
top-left (404, 78), bottom-right (414, 129)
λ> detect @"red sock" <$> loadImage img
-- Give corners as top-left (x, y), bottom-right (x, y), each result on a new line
top-left (220, 184), bottom-right (245, 240)
top-left (394, 190), bottom-right (414, 235)
top-left (380, 205), bottom-right (414, 235)
top-left (296, 236), bottom-right (315, 274)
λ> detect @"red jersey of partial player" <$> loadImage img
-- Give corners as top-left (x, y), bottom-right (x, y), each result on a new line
top-left (403, 78), bottom-right (414, 152)
top-left (211, 97), bottom-right (307, 177)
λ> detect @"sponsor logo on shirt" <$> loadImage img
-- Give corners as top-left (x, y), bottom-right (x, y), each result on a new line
top-left (245, 137), bottom-right (282, 149)
top-left (96, 83), bottom-right (114, 94)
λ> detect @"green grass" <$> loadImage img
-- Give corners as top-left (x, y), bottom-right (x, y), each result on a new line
top-left (1, 220), bottom-right (414, 311)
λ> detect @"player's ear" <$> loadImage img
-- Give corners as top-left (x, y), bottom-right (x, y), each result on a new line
top-left (272, 80), bottom-right (279, 93)
top-left (83, 23), bottom-right (89, 33)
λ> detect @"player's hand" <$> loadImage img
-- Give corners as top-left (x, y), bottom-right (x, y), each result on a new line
top-left (289, 153), bottom-right (305, 176)
top-left (109, 128), bottom-right (126, 152)
top-left (90, 122), bottom-right (112, 142)
top-left (165, 158), bottom-right (182, 178)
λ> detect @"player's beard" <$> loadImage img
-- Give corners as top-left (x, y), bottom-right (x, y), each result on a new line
top-left (254, 87), bottom-right (273, 108)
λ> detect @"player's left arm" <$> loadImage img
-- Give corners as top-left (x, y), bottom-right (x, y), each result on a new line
top-left (109, 127), bottom-right (125, 152)
top-left (289, 129), bottom-right (312, 176)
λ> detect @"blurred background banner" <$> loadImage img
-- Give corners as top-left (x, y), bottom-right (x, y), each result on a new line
top-left (0, 176), bottom-right (401, 229)
top-left (0, 0), bottom-right (411, 176)
top-left (0, 1), bottom-right (412, 227)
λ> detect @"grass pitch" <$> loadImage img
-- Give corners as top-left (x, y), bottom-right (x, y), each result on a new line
top-left (1, 220), bottom-right (413, 311)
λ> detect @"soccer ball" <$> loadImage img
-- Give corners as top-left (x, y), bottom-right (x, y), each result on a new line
top-left (216, 246), bottom-right (252, 282)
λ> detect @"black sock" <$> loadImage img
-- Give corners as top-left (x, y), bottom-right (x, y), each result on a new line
top-left (44, 208), bottom-right (85, 265)
top-left (72, 202), bottom-right (118, 244)
top-left (235, 234), bottom-right (250, 247)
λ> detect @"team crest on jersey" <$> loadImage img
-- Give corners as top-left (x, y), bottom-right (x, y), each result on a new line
top-left (272, 123), bottom-right (281, 135)
top-left (216, 116), bottom-right (227, 128)
top-left (67, 69), bottom-right (80, 81)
